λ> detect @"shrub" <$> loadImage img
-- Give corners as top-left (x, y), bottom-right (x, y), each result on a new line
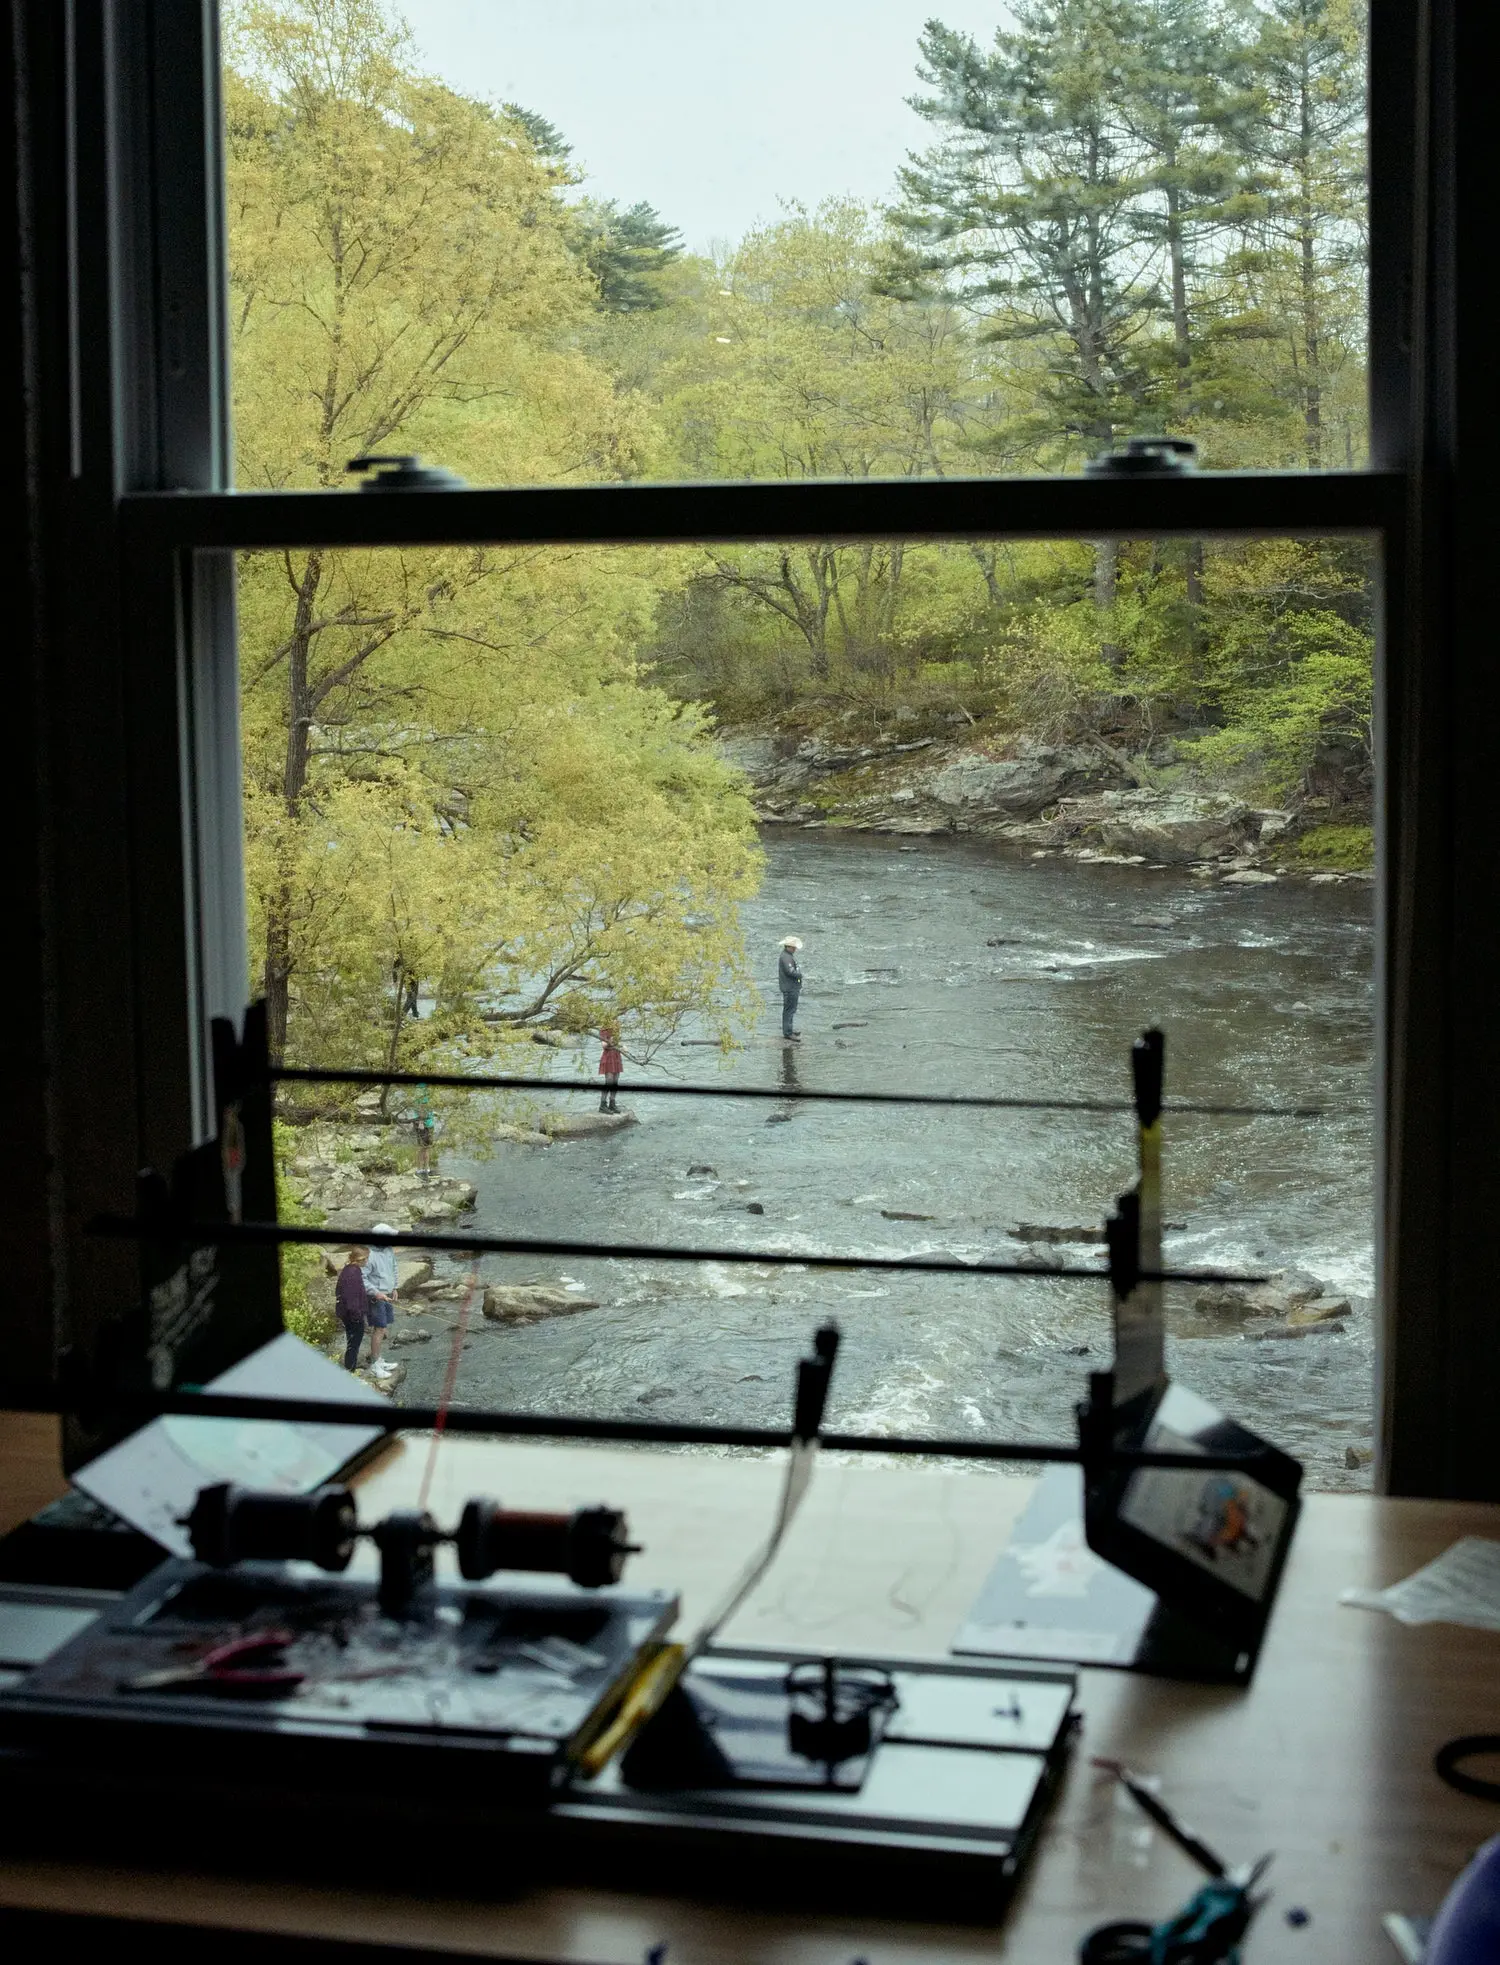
top-left (1296, 823), bottom-right (1374, 870)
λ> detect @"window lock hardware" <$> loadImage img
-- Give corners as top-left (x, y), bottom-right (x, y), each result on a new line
top-left (1084, 436), bottom-right (1198, 477)
top-left (346, 453), bottom-right (469, 491)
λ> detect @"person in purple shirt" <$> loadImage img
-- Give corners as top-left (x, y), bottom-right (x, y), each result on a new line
top-left (334, 1244), bottom-right (369, 1372)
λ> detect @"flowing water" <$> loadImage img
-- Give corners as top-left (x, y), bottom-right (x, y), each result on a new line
top-left (402, 831), bottom-right (1375, 1490)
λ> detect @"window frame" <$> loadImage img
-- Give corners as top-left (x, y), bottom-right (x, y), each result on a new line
top-left (21, 0), bottom-right (1467, 1492)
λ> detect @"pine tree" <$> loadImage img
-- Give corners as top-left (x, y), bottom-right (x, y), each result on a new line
top-left (501, 102), bottom-right (573, 165)
top-left (1113, 0), bottom-right (1265, 408)
top-left (891, 3), bottom-right (1165, 456)
top-left (576, 199), bottom-right (684, 312)
top-left (1229, 0), bottom-right (1366, 466)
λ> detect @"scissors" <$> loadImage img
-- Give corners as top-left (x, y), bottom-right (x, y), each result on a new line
top-left (121, 1629), bottom-right (303, 1697)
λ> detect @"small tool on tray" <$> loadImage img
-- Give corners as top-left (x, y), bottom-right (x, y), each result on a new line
top-left (121, 1628), bottom-right (303, 1696)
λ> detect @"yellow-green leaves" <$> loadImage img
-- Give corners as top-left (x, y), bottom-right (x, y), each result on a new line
top-left (228, 3), bottom-right (759, 1078)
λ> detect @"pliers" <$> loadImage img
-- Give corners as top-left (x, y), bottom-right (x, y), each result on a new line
top-left (122, 1628), bottom-right (303, 1697)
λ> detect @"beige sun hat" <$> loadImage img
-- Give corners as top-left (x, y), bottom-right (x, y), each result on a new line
top-left (781, 936), bottom-right (803, 949)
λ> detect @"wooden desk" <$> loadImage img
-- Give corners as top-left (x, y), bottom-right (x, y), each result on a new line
top-left (2, 1421), bottom-right (1498, 1961)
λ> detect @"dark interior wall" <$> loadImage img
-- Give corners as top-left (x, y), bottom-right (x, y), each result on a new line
top-left (1, 3), bottom-right (186, 1413)
top-left (1379, 0), bottom-right (1500, 1497)
top-left (1, 0), bottom-right (57, 1396)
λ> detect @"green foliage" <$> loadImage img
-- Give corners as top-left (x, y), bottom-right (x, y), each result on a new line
top-left (228, 1), bottom-right (760, 1082)
top-left (1176, 606), bottom-right (1373, 799)
top-left (887, 0), bottom-right (1366, 468)
top-left (1296, 823), bottom-right (1374, 869)
top-left (272, 1121), bottom-right (334, 1345)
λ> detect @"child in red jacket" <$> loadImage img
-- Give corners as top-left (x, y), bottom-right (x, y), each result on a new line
top-left (599, 1026), bottom-right (623, 1112)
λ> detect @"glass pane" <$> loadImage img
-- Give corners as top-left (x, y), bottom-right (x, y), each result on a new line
top-left (241, 529), bottom-right (1376, 1488)
top-left (222, 1), bottom-right (1369, 487)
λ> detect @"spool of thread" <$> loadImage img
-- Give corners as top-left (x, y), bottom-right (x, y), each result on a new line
top-left (456, 1499), bottom-right (635, 1588)
top-left (185, 1483), bottom-right (357, 1572)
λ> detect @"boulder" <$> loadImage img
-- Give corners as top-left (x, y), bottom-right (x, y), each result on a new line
top-left (1285, 1296), bottom-right (1353, 1327)
top-left (538, 1110), bottom-right (640, 1140)
top-left (319, 1206), bottom-right (387, 1234)
top-left (1245, 1300), bottom-right (1352, 1340)
top-left (395, 1256), bottom-right (433, 1298)
top-left (1253, 810), bottom-right (1294, 845)
top-left (924, 744), bottom-right (1109, 820)
top-left (796, 738), bottom-right (872, 771)
top-left (1194, 1271), bottom-right (1338, 1325)
top-left (495, 1123), bottom-right (552, 1147)
top-left (481, 1283), bottom-right (601, 1324)
top-left (1084, 790), bottom-right (1254, 865)
top-left (373, 1172), bottom-right (426, 1197)
top-left (716, 734), bottom-right (783, 785)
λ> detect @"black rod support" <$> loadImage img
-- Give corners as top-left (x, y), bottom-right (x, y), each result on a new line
top-left (85, 1214), bottom-right (1267, 1287)
top-left (1132, 1030), bottom-right (1166, 1128)
top-left (0, 1383), bottom-right (1277, 1470)
top-left (268, 1063), bottom-right (1349, 1122)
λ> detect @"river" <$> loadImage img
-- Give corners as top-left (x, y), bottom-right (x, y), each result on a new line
top-left (401, 830), bottom-right (1375, 1491)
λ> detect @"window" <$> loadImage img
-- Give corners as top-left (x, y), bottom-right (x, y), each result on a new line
top-left (236, 529), bottom-right (1377, 1488)
top-left (30, 0), bottom-right (1489, 1496)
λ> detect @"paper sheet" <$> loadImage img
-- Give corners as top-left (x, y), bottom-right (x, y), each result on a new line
top-left (1341, 1536), bottom-right (1500, 1630)
top-left (71, 1331), bottom-right (388, 1556)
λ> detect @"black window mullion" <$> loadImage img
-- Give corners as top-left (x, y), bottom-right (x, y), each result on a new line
top-left (123, 470), bottom-right (1402, 556)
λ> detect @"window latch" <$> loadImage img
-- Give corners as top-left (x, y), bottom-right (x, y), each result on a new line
top-left (1084, 436), bottom-right (1198, 477)
top-left (345, 453), bottom-right (469, 491)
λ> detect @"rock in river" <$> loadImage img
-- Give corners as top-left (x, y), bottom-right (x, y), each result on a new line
top-left (538, 1110), bottom-right (640, 1140)
top-left (482, 1283), bottom-right (601, 1324)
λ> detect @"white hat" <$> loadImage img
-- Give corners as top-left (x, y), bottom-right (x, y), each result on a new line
top-left (371, 1223), bottom-right (396, 1238)
top-left (781, 936), bottom-right (803, 949)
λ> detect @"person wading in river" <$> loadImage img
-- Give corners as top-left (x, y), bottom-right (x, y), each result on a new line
top-left (598, 1024), bottom-right (624, 1112)
top-left (778, 936), bottom-right (804, 1042)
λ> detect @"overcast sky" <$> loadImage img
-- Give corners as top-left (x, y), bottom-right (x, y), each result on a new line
top-left (405, 2), bottom-right (1012, 254)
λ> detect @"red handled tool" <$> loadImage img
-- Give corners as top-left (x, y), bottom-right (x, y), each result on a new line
top-left (122, 1628), bottom-right (302, 1697)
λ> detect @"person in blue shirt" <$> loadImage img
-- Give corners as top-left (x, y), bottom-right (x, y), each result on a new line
top-left (777, 936), bottom-right (803, 1042)
top-left (362, 1227), bottom-right (399, 1380)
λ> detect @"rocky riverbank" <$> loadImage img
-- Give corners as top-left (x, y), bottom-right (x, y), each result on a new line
top-left (719, 722), bottom-right (1372, 886)
top-left (282, 1096), bottom-right (638, 1382)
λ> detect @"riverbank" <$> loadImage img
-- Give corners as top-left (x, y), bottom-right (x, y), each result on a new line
top-left (718, 719), bottom-right (1373, 884)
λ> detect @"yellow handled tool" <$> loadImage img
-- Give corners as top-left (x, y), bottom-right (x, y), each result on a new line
top-left (573, 1640), bottom-right (687, 1777)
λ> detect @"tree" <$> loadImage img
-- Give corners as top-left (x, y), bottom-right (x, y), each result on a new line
top-left (654, 202), bottom-right (994, 686)
top-left (1113, 0), bottom-right (1265, 407)
top-left (891, 5), bottom-right (1166, 455)
top-left (227, 0), bottom-right (758, 1071)
top-left (1234, 0), bottom-right (1366, 467)
top-left (576, 200), bottom-right (684, 312)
